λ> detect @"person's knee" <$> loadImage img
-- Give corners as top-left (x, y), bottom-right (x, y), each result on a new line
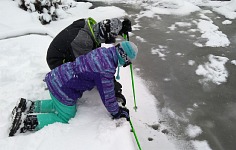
top-left (59, 107), bottom-right (76, 123)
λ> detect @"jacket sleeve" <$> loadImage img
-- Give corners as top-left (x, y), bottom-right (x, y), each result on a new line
top-left (71, 29), bottom-right (94, 58)
top-left (95, 71), bottom-right (119, 116)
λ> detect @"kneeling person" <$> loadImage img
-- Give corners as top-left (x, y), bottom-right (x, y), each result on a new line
top-left (9, 41), bottom-right (138, 136)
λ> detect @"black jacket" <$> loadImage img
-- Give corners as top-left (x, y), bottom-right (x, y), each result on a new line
top-left (46, 18), bottom-right (99, 70)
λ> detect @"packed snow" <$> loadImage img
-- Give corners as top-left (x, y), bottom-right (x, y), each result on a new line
top-left (151, 45), bottom-right (169, 60)
top-left (191, 140), bottom-right (213, 150)
top-left (188, 60), bottom-right (196, 66)
top-left (194, 19), bottom-right (230, 47)
top-left (136, 36), bottom-right (147, 42)
top-left (196, 54), bottom-right (229, 85)
top-left (1, 0), bottom-right (236, 150)
top-left (213, 0), bottom-right (236, 19)
top-left (186, 124), bottom-right (203, 138)
top-left (231, 60), bottom-right (236, 65)
top-left (222, 20), bottom-right (232, 24)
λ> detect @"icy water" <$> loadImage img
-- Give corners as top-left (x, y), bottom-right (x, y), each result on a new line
top-left (91, 2), bottom-right (236, 150)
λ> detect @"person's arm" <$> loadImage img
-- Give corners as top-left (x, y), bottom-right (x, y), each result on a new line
top-left (95, 72), bottom-right (130, 120)
top-left (95, 72), bottom-right (119, 115)
top-left (71, 30), bottom-right (94, 57)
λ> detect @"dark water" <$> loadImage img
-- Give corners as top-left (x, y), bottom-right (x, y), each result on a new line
top-left (90, 2), bottom-right (236, 150)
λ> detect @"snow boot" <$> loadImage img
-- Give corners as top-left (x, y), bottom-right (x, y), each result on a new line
top-left (20, 115), bottom-right (38, 133)
top-left (9, 111), bottom-right (24, 137)
top-left (9, 114), bottom-right (38, 137)
top-left (11, 98), bottom-right (34, 120)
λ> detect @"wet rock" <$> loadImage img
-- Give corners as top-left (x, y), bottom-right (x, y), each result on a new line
top-left (161, 129), bottom-right (169, 134)
top-left (151, 124), bottom-right (160, 130)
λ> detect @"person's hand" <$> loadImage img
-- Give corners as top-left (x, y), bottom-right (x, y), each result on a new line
top-left (119, 18), bottom-right (132, 35)
top-left (112, 107), bottom-right (130, 121)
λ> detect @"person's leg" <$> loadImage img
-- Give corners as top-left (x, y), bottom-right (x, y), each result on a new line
top-left (13, 92), bottom-right (73, 115)
top-left (11, 98), bottom-right (55, 115)
top-left (34, 113), bottom-right (65, 130)
top-left (33, 99), bottom-right (55, 113)
top-left (33, 93), bottom-right (77, 130)
top-left (20, 113), bottom-right (66, 133)
top-left (10, 94), bottom-right (77, 135)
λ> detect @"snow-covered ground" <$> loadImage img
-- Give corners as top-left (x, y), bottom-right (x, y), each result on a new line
top-left (0, 0), bottom-right (236, 150)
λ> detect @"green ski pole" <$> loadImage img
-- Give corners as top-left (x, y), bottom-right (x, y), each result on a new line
top-left (129, 64), bottom-right (137, 110)
top-left (124, 33), bottom-right (138, 111)
top-left (124, 31), bottom-right (141, 150)
top-left (129, 119), bottom-right (142, 150)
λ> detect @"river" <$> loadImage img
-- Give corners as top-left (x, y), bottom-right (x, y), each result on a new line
top-left (91, 1), bottom-right (236, 150)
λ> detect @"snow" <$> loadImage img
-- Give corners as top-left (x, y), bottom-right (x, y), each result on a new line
top-left (1, 0), bottom-right (236, 150)
top-left (0, 27), bottom-right (56, 40)
top-left (191, 140), bottom-right (212, 150)
top-left (136, 36), bottom-right (147, 42)
top-left (175, 22), bottom-right (192, 27)
top-left (140, 0), bottom-right (201, 16)
top-left (196, 54), bottom-right (229, 85)
top-left (231, 60), bottom-right (236, 65)
top-left (142, 0), bottom-right (233, 48)
top-left (168, 24), bottom-right (177, 30)
top-left (132, 23), bottom-right (142, 31)
top-left (195, 19), bottom-right (230, 47)
top-left (222, 20), bottom-right (232, 25)
top-left (161, 108), bottom-right (189, 126)
top-left (213, 0), bottom-right (236, 19)
top-left (0, 1), bottom-right (41, 31)
top-left (188, 60), bottom-right (196, 66)
top-left (176, 53), bottom-right (184, 56)
top-left (151, 45), bottom-right (169, 60)
top-left (193, 103), bottom-right (199, 108)
top-left (186, 124), bottom-right (203, 138)
top-left (164, 78), bottom-right (171, 82)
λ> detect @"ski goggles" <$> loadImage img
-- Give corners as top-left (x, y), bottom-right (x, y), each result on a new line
top-left (116, 43), bottom-right (132, 67)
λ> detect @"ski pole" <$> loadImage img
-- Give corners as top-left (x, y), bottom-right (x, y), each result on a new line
top-left (129, 118), bottom-right (142, 150)
top-left (124, 33), bottom-right (138, 111)
top-left (129, 64), bottom-right (137, 110)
